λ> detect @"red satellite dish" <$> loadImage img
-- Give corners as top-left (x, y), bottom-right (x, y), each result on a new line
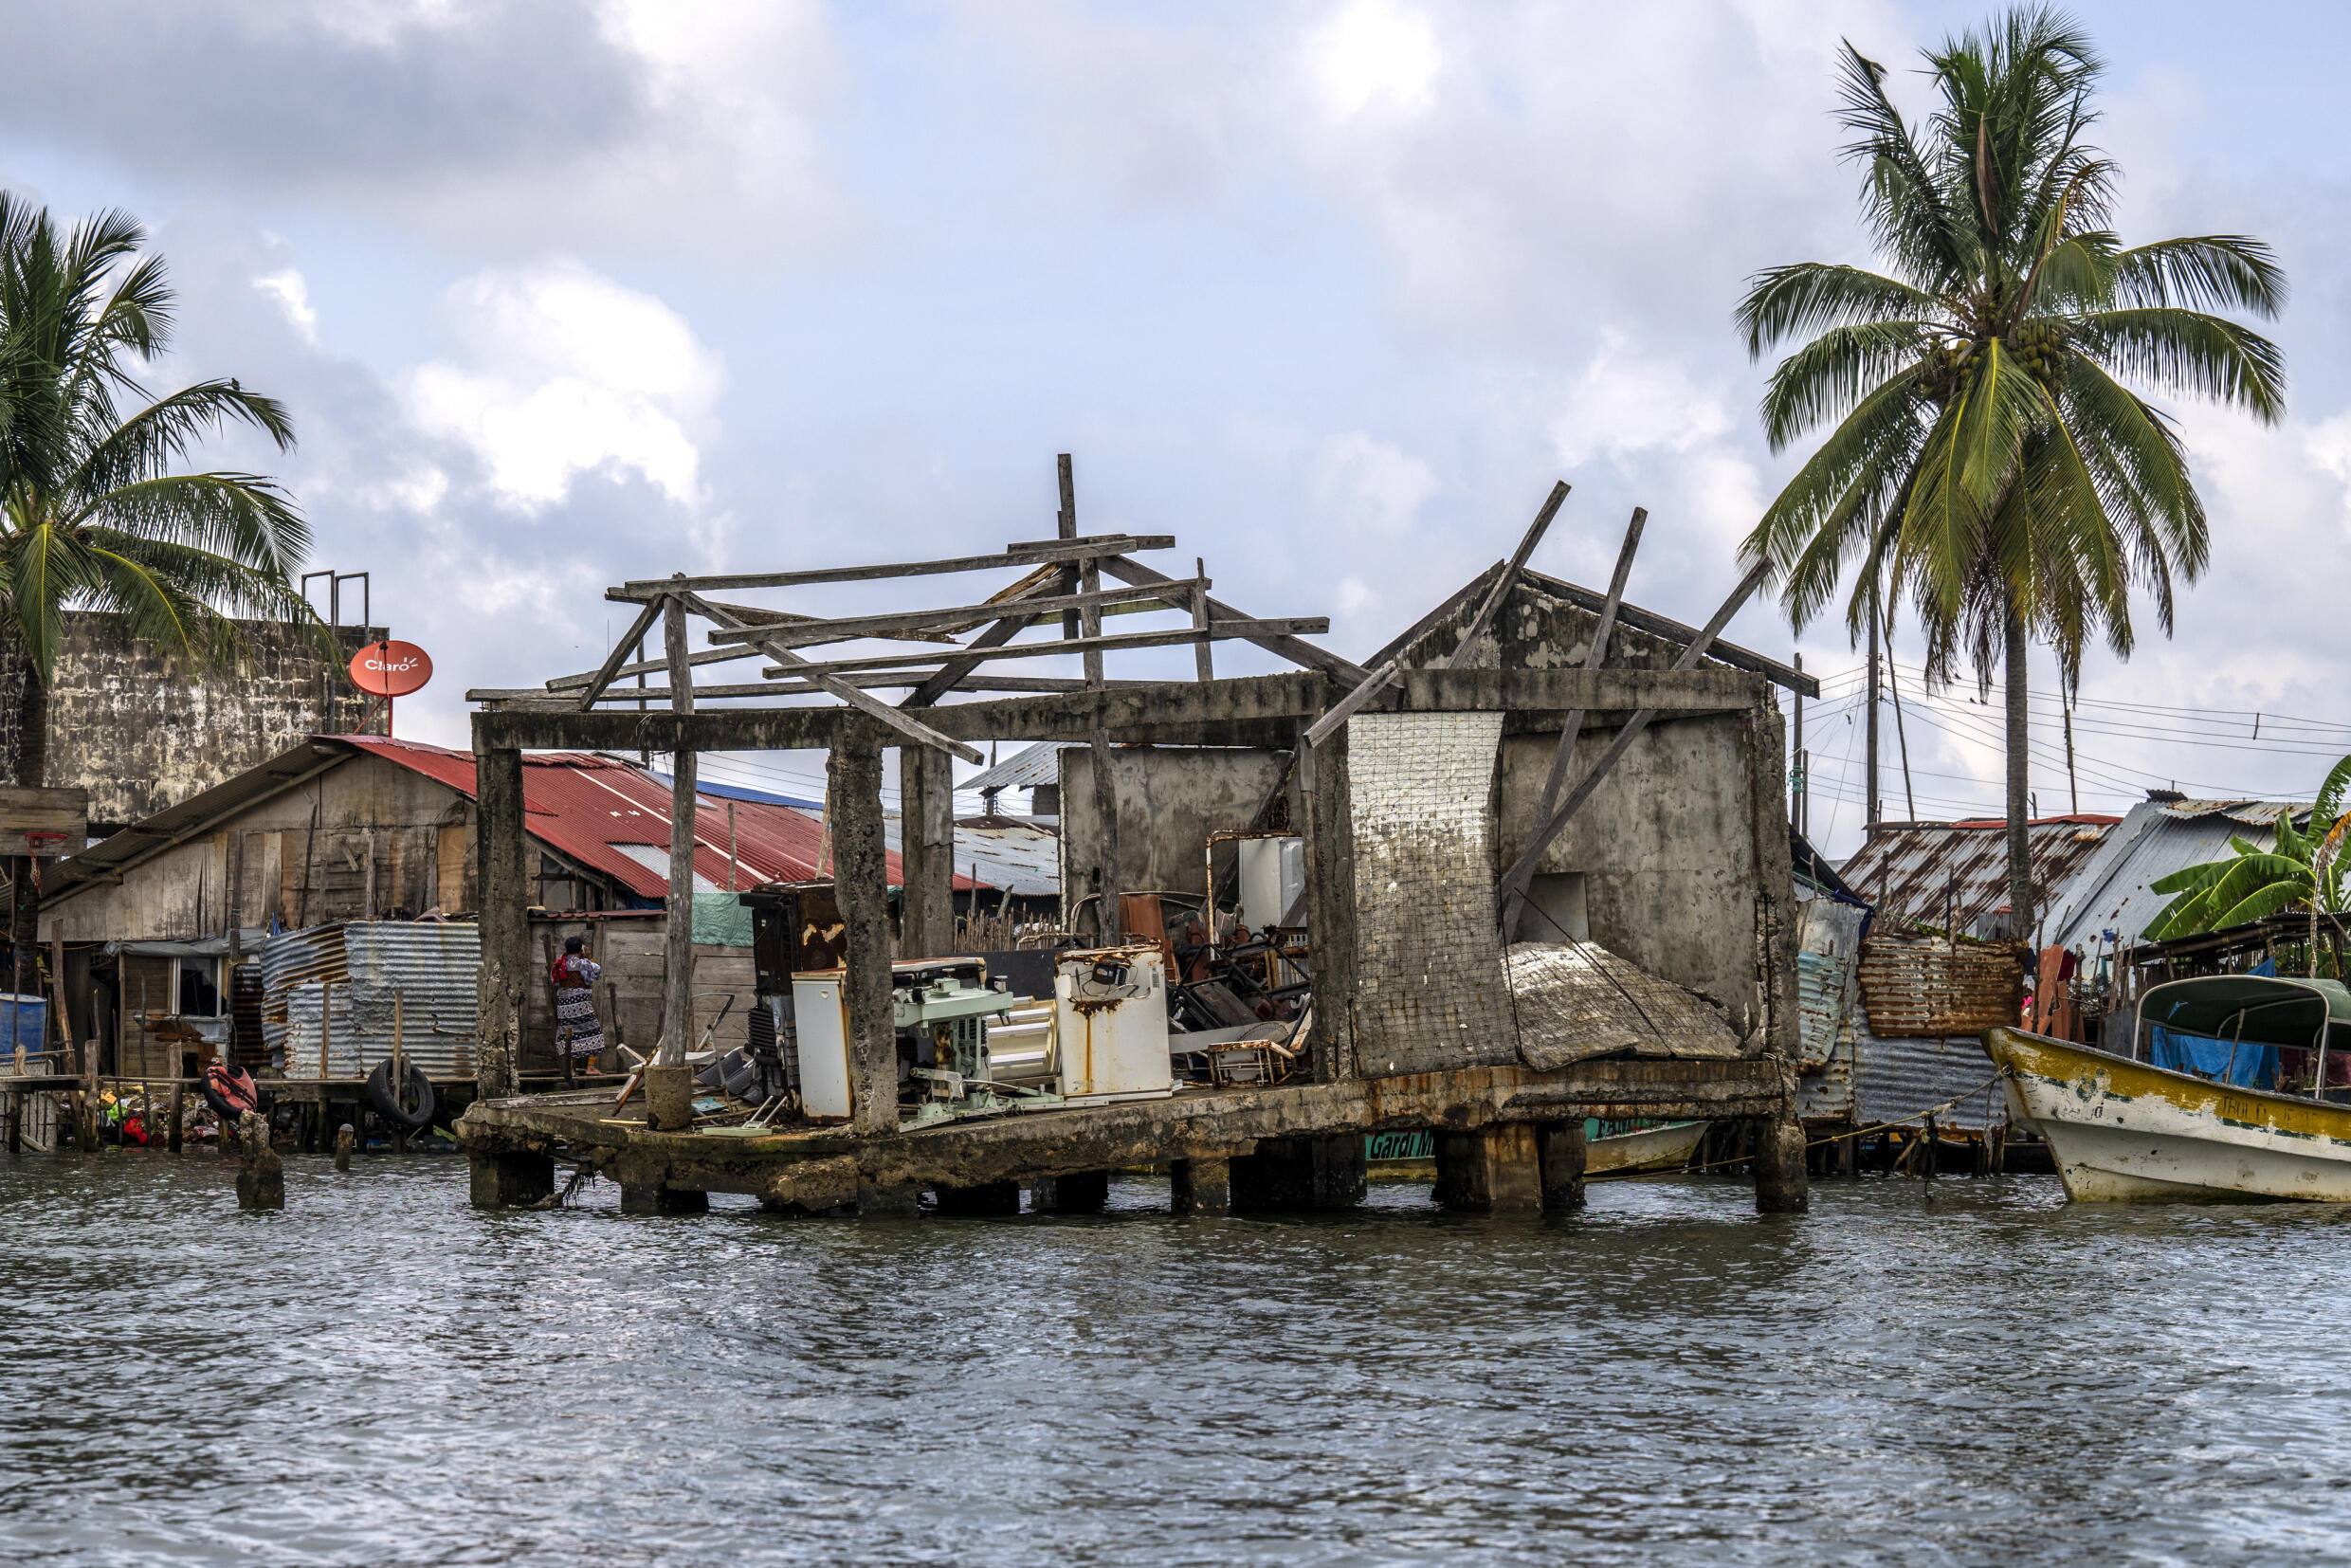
top-left (349, 639), bottom-right (432, 698)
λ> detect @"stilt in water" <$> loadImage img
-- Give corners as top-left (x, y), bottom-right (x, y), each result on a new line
top-left (335, 1122), bottom-right (355, 1173)
top-left (235, 1110), bottom-right (284, 1211)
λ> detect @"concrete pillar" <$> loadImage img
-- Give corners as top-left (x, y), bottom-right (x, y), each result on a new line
top-left (621, 1182), bottom-right (709, 1215)
top-left (855, 1179), bottom-right (920, 1217)
top-left (1433, 1124), bottom-right (1543, 1212)
top-left (471, 738), bottom-right (528, 1103)
top-left (1301, 722), bottom-right (1357, 1083)
top-left (1231, 1135), bottom-right (1364, 1212)
top-left (1031, 1169), bottom-right (1111, 1213)
top-left (897, 743), bottom-right (957, 959)
top-left (1171, 1156), bottom-right (1230, 1215)
top-left (1754, 1106), bottom-right (1810, 1213)
top-left (468, 1149), bottom-right (554, 1209)
top-left (1537, 1119), bottom-right (1587, 1212)
top-left (234, 1110), bottom-right (284, 1211)
top-left (935, 1180), bottom-right (1019, 1216)
top-left (829, 727), bottom-right (898, 1140)
top-left (659, 594), bottom-right (699, 1067)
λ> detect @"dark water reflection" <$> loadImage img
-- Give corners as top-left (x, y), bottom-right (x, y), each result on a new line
top-left (5, 1152), bottom-right (2349, 1566)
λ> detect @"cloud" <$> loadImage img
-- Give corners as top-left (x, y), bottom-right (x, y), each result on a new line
top-left (399, 260), bottom-right (724, 513)
top-left (0, 0), bottom-right (846, 252)
top-left (251, 266), bottom-right (319, 346)
top-left (1306, 430), bottom-right (1439, 534)
top-left (1307, 0), bottom-right (1442, 121)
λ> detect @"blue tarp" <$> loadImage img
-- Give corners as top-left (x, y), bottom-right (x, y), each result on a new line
top-left (2150, 1024), bottom-right (2278, 1090)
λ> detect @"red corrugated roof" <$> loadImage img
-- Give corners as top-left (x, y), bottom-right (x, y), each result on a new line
top-left (337, 736), bottom-right (963, 900)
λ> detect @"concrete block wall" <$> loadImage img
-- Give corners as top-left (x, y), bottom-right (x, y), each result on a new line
top-left (1344, 710), bottom-right (1516, 1077)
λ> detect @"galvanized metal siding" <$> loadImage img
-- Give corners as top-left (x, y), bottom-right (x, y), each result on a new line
top-left (1852, 1000), bottom-right (2002, 1132)
top-left (264, 921), bottom-right (481, 1079)
top-left (2047, 804), bottom-right (2288, 950)
top-left (1839, 816), bottom-right (2117, 936)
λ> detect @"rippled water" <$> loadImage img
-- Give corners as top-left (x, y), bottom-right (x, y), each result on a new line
top-left (6, 1150), bottom-right (2351, 1566)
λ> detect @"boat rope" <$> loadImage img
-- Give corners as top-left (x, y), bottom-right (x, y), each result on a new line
top-left (1587, 1067), bottom-right (2013, 1180)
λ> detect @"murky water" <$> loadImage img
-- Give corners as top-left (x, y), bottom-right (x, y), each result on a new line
top-left (6, 1152), bottom-right (2350, 1567)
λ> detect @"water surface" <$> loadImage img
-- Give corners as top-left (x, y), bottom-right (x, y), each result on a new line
top-left (4, 1151), bottom-right (2346, 1566)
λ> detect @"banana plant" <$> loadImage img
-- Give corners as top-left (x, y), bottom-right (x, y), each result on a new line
top-left (2144, 756), bottom-right (2351, 940)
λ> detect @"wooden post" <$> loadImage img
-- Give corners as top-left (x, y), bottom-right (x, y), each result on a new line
top-left (392, 988), bottom-right (408, 1156)
top-left (1060, 458), bottom-right (1122, 945)
top-left (658, 591), bottom-right (699, 1069)
top-left (471, 738), bottom-right (529, 1102)
top-left (897, 743), bottom-right (955, 960)
top-left (167, 1082), bottom-right (183, 1154)
top-left (5, 1085), bottom-right (18, 1156)
top-left (1192, 556), bottom-right (1213, 684)
top-left (829, 725), bottom-right (900, 1148)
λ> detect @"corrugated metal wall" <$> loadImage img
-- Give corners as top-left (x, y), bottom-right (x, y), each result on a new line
top-left (264, 921), bottom-right (480, 1079)
top-left (1851, 1002), bottom-right (2003, 1133)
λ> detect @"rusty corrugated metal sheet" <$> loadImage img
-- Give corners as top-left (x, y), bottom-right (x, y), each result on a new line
top-left (1838, 814), bottom-right (2119, 936)
top-left (2047, 799), bottom-right (2306, 951)
top-left (1797, 951), bottom-right (1850, 1068)
top-left (1798, 1018), bottom-right (1854, 1121)
top-left (263, 921), bottom-right (482, 1079)
top-left (1852, 999), bottom-right (2003, 1133)
top-left (1855, 934), bottom-right (2029, 1037)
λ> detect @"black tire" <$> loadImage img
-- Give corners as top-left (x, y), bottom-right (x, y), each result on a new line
top-left (366, 1060), bottom-right (436, 1133)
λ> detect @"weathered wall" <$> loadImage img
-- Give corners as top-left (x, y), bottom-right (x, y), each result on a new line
top-left (1495, 713), bottom-right (1763, 1030)
top-left (523, 913), bottom-right (753, 1066)
top-left (39, 752), bottom-right (475, 943)
top-left (1344, 710), bottom-right (1516, 1076)
top-left (1058, 745), bottom-right (1290, 934)
top-left (0, 614), bottom-right (386, 830)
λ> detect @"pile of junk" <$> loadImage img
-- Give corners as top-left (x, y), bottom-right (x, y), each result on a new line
top-left (680, 839), bottom-right (1313, 1133)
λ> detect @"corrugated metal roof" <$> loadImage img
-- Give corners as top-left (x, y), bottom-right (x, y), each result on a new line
top-left (2045, 798), bottom-right (2306, 952)
top-left (780, 806), bottom-right (1062, 898)
top-left (1837, 813), bottom-right (2121, 936)
top-left (959, 741), bottom-right (1071, 798)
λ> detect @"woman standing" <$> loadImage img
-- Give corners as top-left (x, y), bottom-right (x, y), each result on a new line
top-left (551, 936), bottom-right (606, 1073)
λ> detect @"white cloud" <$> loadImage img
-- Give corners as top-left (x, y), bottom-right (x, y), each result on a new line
top-left (1306, 430), bottom-right (1439, 534)
top-left (400, 260), bottom-right (724, 513)
top-left (1307, 0), bottom-right (1441, 121)
top-left (251, 267), bottom-right (319, 346)
top-left (1548, 336), bottom-right (1735, 467)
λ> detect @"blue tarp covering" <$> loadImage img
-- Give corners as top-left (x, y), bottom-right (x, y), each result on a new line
top-left (2150, 1025), bottom-right (2278, 1090)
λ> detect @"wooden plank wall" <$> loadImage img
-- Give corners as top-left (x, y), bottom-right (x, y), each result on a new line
top-left (521, 915), bottom-right (756, 1067)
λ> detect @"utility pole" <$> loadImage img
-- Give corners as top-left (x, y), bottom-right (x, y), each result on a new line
top-left (1865, 588), bottom-right (1882, 828)
top-left (1793, 652), bottom-right (1807, 838)
top-left (2063, 692), bottom-right (2079, 814)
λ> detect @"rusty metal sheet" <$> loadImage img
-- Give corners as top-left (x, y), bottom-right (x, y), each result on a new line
top-left (1855, 934), bottom-right (2028, 1038)
top-left (263, 921), bottom-right (481, 1079)
top-left (1797, 950), bottom-right (1850, 1069)
top-left (1839, 815), bottom-right (2117, 937)
top-left (1851, 999), bottom-right (2001, 1133)
top-left (1797, 1018), bottom-right (1854, 1121)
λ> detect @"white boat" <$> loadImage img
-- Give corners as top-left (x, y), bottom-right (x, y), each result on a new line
top-left (1985, 972), bottom-right (2351, 1202)
top-left (1586, 1119), bottom-right (1705, 1176)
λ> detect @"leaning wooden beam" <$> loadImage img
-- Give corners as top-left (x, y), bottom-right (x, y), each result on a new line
top-left (1096, 555), bottom-right (1369, 685)
top-left (759, 619), bottom-right (1329, 680)
top-left (1494, 556), bottom-right (1775, 918)
top-left (1497, 505), bottom-right (1646, 934)
top-left (612, 534), bottom-right (1176, 598)
top-left (680, 589), bottom-right (985, 764)
top-left (702, 577), bottom-right (1201, 649)
top-left (1445, 481), bottom-right (1571, 671)
top-left (904, 577), bottom-right (1065, 708)
top-left (1303, 659), bottom-right (1401, 748)
top-left (574, 597), bottom-right (665, 712)
top-left (472, 674), bottom-right (1153, 707)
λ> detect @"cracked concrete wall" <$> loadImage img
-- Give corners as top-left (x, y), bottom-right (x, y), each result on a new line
top-left (0, 614), bottom-right (384, 830)
top-left (1058, 745), bottom-right (1290, 938)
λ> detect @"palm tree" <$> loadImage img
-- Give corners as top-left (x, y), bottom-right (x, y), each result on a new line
top-left (1737, 7), bottom-right (2286, 939)
top-left (2144, 757), bottom-right (2351, 974)
top-left (0, 195), bottom-right (318, 790)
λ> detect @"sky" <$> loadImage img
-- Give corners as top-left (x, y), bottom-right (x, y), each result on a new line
top-left (1, 0), bottom-right (2345, 857)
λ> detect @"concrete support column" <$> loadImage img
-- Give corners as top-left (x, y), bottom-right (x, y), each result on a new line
top-left (1754, 1105), bottom-right (1811, 1213)
top-left (1031, 1169), bottom-right (1110, 1213)
top-left (1433, 1124), bottom-right (1543, 1212)
top-left (621, 1181), bottom-right (709, 1215)
top-left (829, 726), bottom-right (897, 1140)
top-left (658, 593), bottom-right (699, 1068)
top-left (469, 1149), bottom-right (554, 1209)
top-left (935, 1180), bottom-right (1020, 1216)
top-left (855, 1178), bottom-right (920, 1217)
top-left (1231, 1134), bottom-right (1364, 1212)
top-left (1301, 722), bottom-right (1358, 1083)
top-left (897, 743), bottom-right (957, 959)
top-left (1171, 1157), bottom-right (1231, 1215)
top-left (1537, 1119), bottom-right (1588, 1212)
top-left (471, 738), bottom-right (528, 1103)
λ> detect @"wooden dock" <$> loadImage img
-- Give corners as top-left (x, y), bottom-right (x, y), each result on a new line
top-left (456, 1056), bottom-right (1795, 1215)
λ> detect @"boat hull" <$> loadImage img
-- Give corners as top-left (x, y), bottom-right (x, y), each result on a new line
top-left (1587, 1120), bottom-right (1705, 1176)
top-left (1985, 1027), bottom-right (2351, 1203)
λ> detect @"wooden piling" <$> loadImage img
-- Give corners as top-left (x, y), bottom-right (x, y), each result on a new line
top-left (234, 1110), bottom-right (284, 1211)
top-left (472, 742), bottom-right (529, 1102)
top-left (4, 1085), bottom-right (18, 1156)
top-left (335, 1123), bottom-right (355, 1172)
top-left (829, 725), bottom-right (896, 1142)
top-left (167, 1083), bottom-right (184, 1154)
